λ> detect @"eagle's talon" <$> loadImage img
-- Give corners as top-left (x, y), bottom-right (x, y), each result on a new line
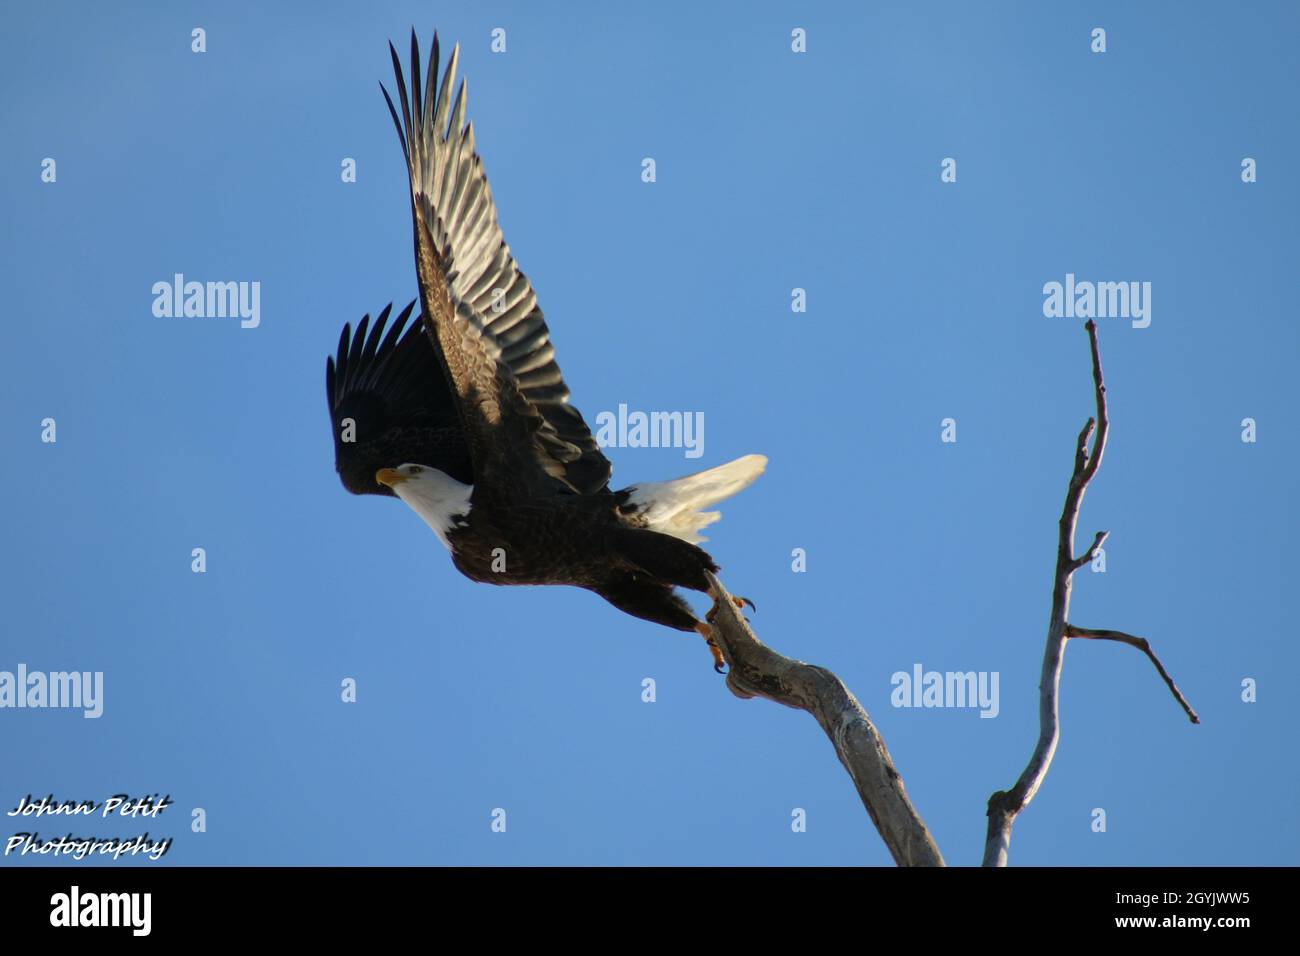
top-left (733, 595), bottom-right (756, 612)
top-left (695, 622), bottom-right (726, 671)
top-left (695, 621), bottom-right (725, 671)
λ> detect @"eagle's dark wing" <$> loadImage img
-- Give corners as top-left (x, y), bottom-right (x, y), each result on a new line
top-left (326, 300), bottom-right (473, 495)
top-left (381, 31), bottom-right (612, 498)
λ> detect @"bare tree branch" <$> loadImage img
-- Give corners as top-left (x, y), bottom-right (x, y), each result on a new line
top-left (700, 320), bottom-right (1194, 868)
top-left (1064, 625), bottom-right (1200, 724)
top-left (1070, 530), bottom-right (1109, 571)
top-left (703, 571), bottom-right (945, 867)
top-left (983, 319), bottom-right (1198, 868)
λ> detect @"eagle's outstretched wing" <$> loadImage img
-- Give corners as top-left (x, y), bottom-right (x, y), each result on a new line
top-left (382, 31), bottom-right (612, 497)
top-left (327, 300), bottom-right (473, 495)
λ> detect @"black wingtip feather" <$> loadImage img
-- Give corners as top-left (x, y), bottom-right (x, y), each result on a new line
top-left (379, 82), bottom-right (408, 156)
top-left (389, 41), bottom-right (412, 148)
top-left (410, 29), bottom-right (422, 133)
top-left (331, 301), bottom-right (429, 405)
top-left (348, 315), bottom-right (371, 377)
top-left (336, 322), bottom-right (352, 378)
top-left (357, 304), bottom-right (393, 387)
top-left (424, 32), bottom-right (440, 131)
top-left (376, 301), bottom-right (413, 359)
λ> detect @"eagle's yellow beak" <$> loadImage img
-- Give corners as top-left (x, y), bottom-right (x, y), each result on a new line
top-left (375, 468), bottom-right (407, 488)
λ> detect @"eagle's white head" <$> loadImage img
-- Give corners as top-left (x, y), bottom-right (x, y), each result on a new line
top-left (375, 464), bottom-right (472, 550)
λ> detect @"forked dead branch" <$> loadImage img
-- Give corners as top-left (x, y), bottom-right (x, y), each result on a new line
top-left (703, 320), bottom-right (1198, 867)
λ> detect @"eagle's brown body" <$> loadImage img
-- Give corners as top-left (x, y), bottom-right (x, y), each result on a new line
top-left (446, 491), bottom-right (717, 632)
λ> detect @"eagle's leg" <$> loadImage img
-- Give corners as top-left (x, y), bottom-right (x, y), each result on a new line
top-left (694, 621), bottom-right (726, 673)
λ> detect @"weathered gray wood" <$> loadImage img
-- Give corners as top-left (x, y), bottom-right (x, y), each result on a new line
top-left (982, 320), bottom-right (1198, 868)
top-left (703, 572), bottom-right (945, 867)
top-left (1065, 626), bottom-right (1200, 725)
top-left (701, 320), bottom-right (1194, 868)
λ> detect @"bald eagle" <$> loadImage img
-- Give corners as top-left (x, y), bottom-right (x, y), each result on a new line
top-left (326, 32), bottom-right (765, 669)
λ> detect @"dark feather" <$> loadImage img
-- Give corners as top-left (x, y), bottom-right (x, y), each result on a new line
top-left (326, 300), bottom-right (472, 494)
top-left (385, 31), bottom-right (613, 497)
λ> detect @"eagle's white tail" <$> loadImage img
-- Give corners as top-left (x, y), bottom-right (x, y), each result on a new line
top-left (624, 454), bottom-right (767, 544)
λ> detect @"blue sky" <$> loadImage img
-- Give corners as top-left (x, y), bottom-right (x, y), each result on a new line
top-left (1, 1), bottom-right (1295, 866)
